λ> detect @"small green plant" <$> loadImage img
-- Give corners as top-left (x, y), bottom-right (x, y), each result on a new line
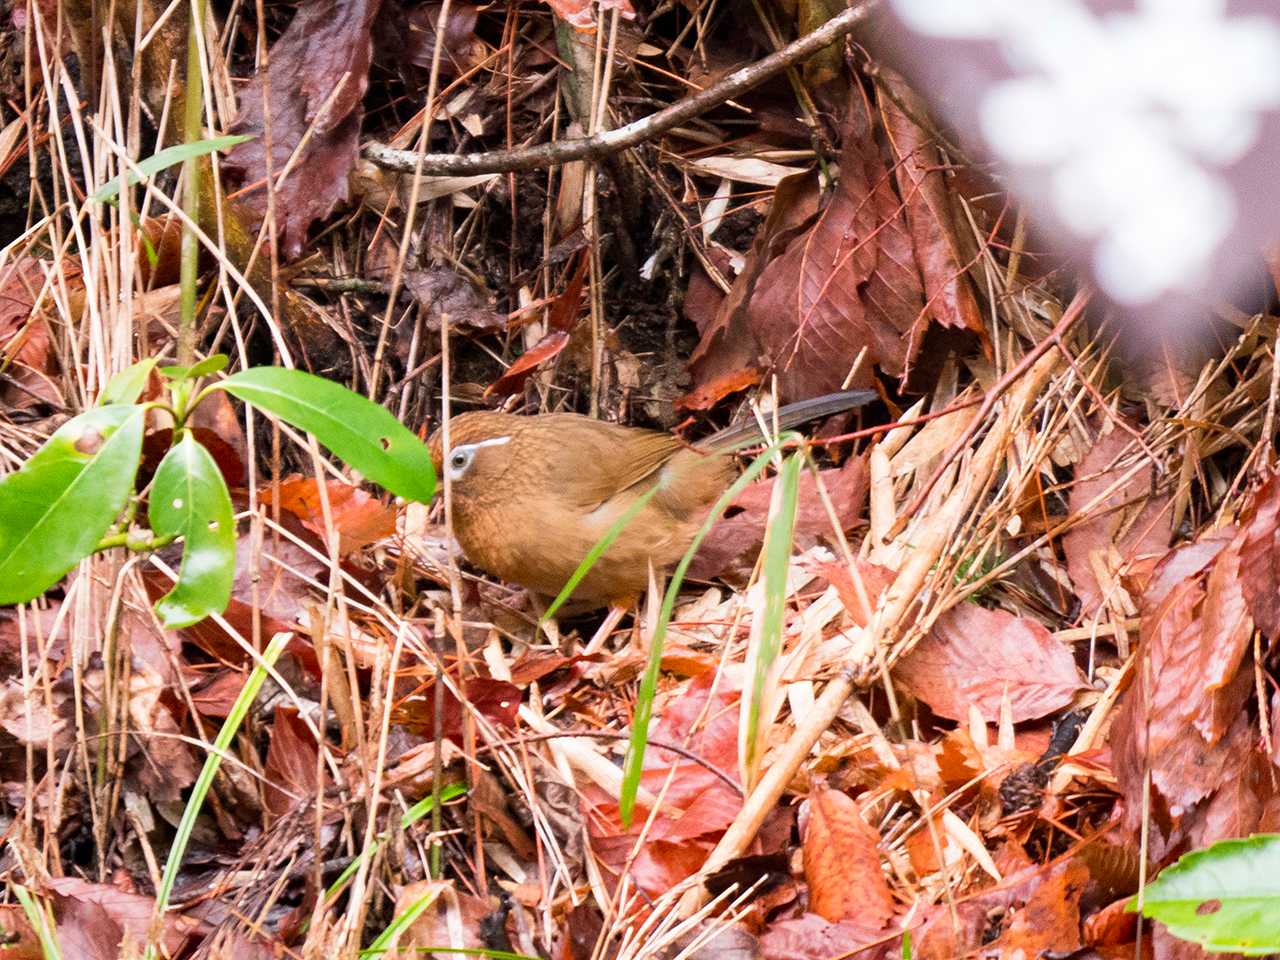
top-left (0, 357), bottom-right (436, 627)
top-left (1129, 833), bottom-right (1280, 955)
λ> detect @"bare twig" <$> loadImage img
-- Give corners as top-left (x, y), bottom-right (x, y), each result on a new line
top-left (364, 2), bottom-right (880, 176)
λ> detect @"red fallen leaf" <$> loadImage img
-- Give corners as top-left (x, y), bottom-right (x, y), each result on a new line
top-left (803, 785), bottom-right (895, 926)
top-left (46, 878), bottom-right (205, 958)
top-left (485, 330), bottom-right (570, 398)
top-left (674, 366), bottom-right (763, 412)
top-left (991, 858), bottom-right (1087, 957)
top-left (582, 674), bottom-right (743, 902)
top-left (746, 90), bottom-right (925, 400)
top-left (686, 170), bottom-right (822, 410)
top-left (1109, 531), bottom-right (1258, 859)
top-left (0, 256), bottom-right (78, 409)
top-left (1237, 473), bottom-right (1280, 643)
top-left (1062, 424), bottom-right (1172, 617)
top-left (759, 913), bottom-right (894, 960)
top-left (392, 676), bottom-right (520, 742)
top-left (689, 454), bottom-right (869, 581)
top-left (540, 0), bottom-right (635, 31)
top-left (894, 604), bottom-right (1085, 723)
top-left (264, 705), bottom-right (321, 817)
top-left (261, 476), bottom-right (396, 554)
top-left (879, 69), bottom-right (988, 349)
top-left (141, 427), bottom-right (246, 488)
top-left (224, 0), bottom-right (381, 257)
top-left (814, 557), bottom-right (896, 627)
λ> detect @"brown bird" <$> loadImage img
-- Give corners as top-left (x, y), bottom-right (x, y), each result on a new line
top-left (427, 391), bottom-right (875, 606)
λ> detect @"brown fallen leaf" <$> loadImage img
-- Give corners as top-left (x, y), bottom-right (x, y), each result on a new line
top-left (991, 858), bottom-right (1087, 957)
top-left (1237, 472), bottom-right (1280, 643)
top-left (802, 784), bottom-right (895, 926)
top-left (746, 90), bottom-right (925, 400)
top-left (404, 265), bottom-right (506, 334)
top-left (894, 603), bottom-right (1086, 723)
top-left (225, 0), bottom-right (382, 257)
top-left (878, 68), bottom-right (987, 347)
top-left (263, 705), bottom-right (321, 817)
top-left (1062, 424), bottom-right (1172, 618)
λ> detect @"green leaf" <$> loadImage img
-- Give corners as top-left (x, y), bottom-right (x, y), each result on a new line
top-left (91, 134), bottom-right (252, 204)
top-left (219, 367), bottom-right (436, 502)
top-left (0, 405), bottom-right (145, 604)
top-left (161, 353), bottom-right (228, 382)
top-left (148, 433), bottom-right (236, 627)
top-left (1131, 834), bottom-right (1280, 955)
top-left (100, 358), bottom-right (157, 405)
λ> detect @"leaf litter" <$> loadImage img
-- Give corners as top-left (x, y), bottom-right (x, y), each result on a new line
top-left (3, 4), bottom-right (1280, 959)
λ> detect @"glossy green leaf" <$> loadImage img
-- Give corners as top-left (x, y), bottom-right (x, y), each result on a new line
top-left (99, 358), bottom-right (157, 405)
top-left (90, 134), bottom-right (252, 204)
top-left (219, 367), bottom-right (435, 502)
top-left (148, 433), bottom-right (236, 627)
top-left (0, 405), bottom-right (145, 604)
top-left (161, 353), bottom-right (228, 382)
top-left (1131, 834), bottom-right (1280, 955)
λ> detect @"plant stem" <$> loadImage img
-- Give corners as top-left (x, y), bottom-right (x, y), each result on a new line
top-left (178, 0), bottom-right (207, 365)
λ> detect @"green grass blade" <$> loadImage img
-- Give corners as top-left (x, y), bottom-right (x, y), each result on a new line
top-left (322, 783), bottom-right (468, 906)
top-left (741, 451), bottom-right (800, 781)
top-left (618, 435), bottom-right (795, 827)
top-left (12, 884), bottom-right (60, 960)
top-left (361, 884), bottom-right (444, 957)
top-left (90, 134), bottom-right (251, 204)
top-left (219, 367), bottom-right (436, 503)
top-left (146, 631), bottom-right (291, 959)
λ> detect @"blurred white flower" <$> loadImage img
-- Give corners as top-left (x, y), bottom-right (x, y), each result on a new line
top-left (891, 0), bottom-right (1280, 304)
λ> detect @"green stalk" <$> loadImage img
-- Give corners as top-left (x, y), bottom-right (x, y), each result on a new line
top-left (178, 0), bottom-right (207, 365)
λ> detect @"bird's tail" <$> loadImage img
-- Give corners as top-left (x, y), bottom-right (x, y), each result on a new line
top-left (698, 389), bottom-right (877, 452)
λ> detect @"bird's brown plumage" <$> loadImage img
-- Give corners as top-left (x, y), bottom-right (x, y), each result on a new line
top-left (427, 390), bottom-right (875, 606)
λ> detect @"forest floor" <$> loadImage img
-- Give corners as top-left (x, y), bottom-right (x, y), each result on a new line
top-left (0, 1), bottom-right (1277, 958)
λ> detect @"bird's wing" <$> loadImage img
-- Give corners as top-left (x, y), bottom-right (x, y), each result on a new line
top-left (516, 414), bottom-right (680, 510)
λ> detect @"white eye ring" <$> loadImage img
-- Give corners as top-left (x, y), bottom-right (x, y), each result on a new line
top-left (446, 436), bottom-right (511, 481)
top-left (448, 447), bottom-right (474, 479)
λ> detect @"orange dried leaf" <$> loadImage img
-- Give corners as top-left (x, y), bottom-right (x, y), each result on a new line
top-left (802, 785), bottom-right (895, 926)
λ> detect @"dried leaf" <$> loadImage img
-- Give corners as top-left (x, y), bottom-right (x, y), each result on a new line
top-left (803, 785), bottom-right (895, 926)
top-left (486, 330), bottom-right (570, 398)
top-left (539, 0), bottom-right (635, 31)
top-left (1063, 425), bottom-right (1172, 617)
top-left (1238, 473), bottom-right (1280, 643)
top-left (992, 859), bottom-right (1087, 957)
top-left (404, 265), bottom-right (505, 334)
top-left (261, 477), bottom-right (396, 554)
top-left (263, 705), bottom-right (320, 817)
top-left (746, 92), bottom-right (925, 400)
top-left (895, 604), bottom-right (1085, 723)
top-left (225, 0), bottom-right (382, 257)
top-left (879, 69), bottom-right (986, 344)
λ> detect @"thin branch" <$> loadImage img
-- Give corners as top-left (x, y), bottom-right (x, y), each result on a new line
top-left (364, 1), bottom-right (880, 176)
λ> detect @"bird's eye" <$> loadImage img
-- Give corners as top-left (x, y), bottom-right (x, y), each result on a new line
top-left (447, 446), bottom-right (474, 480)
